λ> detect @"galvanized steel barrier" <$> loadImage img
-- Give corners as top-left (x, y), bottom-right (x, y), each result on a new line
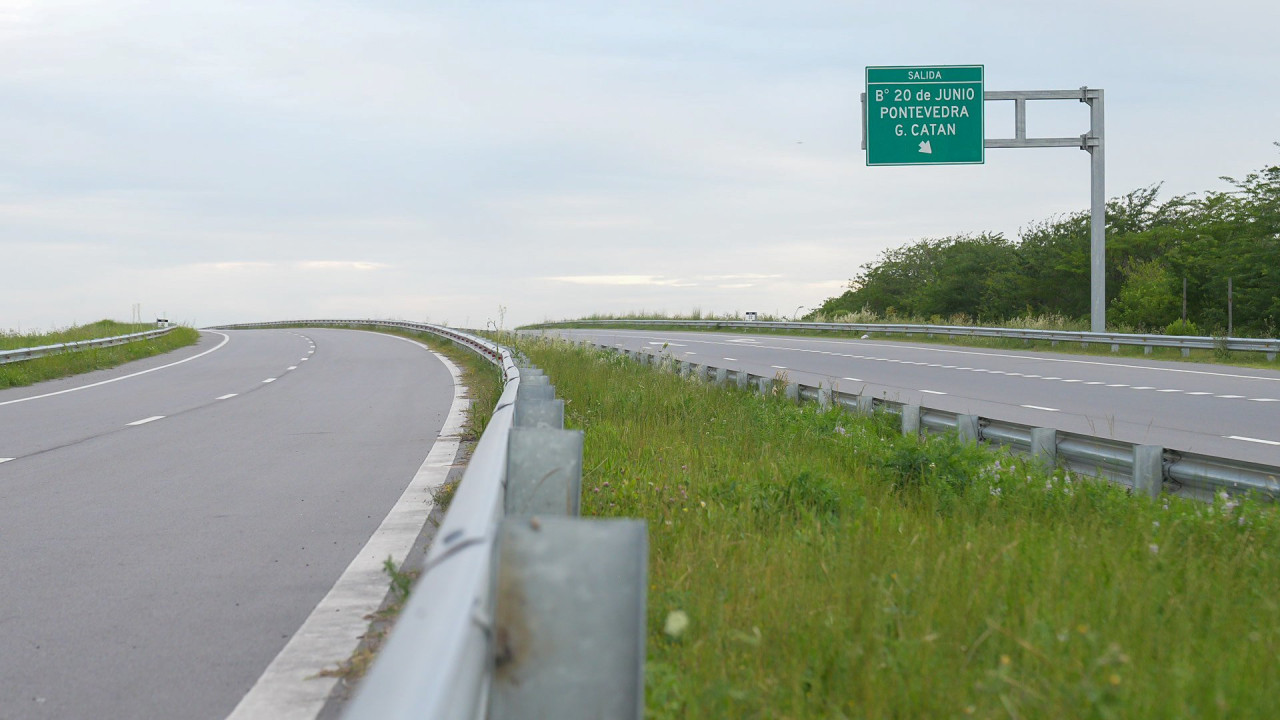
top-left (535, 319), bottom-right (1280, 360)
top-left (0, 327), bottom-right (175, 365)
top-left (588, 341), bottom-right (1280, 503)
top-left (211, 320), bottom-right (647, 720)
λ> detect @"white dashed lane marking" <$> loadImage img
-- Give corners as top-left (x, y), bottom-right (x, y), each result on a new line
top-left (127, 416), bottom-right (165, 426)
top-left (216, 393), bottom-right (237, 400)
top-left (625, 337), bottom-right (1279, 405)
top-left (300, 358), bottom-right (308, 362)
top-left (263, 378), bottom-right (276, 384)
top-left (0, 458), bottom-right (13, 464)
top-left (287, 366), bottom-right (298, 371)
top-left (1226, 435), bottom-right (1280, 446)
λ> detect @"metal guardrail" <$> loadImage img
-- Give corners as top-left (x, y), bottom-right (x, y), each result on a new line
top-left (592, 343), bottom-right (1280, 503)
top-left (0, 327), bottom-right (175, 365)
top-left (534, 319), bottom-right (1280, 360)
top-left (211, 320), bottom-right (647, 720)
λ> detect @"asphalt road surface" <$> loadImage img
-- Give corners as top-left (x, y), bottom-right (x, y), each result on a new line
top-left (540, 328), bottom-right (1280, 466)
top-left (0, 328), bottom-right (456, 719)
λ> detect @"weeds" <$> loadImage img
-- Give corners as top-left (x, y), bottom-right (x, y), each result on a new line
top-left (517, 336), bottom-right (1280, 719)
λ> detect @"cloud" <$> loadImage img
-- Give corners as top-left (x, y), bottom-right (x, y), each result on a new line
top-left (296, 261), bottom-right (388, 271)
top-left (547, 275), bottom-right (686, 286)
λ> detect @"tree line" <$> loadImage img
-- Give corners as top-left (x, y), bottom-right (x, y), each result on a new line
top-left (815, 148), bottom-right (1280, 336)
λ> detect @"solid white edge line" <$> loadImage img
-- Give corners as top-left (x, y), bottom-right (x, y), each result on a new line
top-left (1020, 404), bottom-right (1060, 412)
top-left (226, 333), bottom-right (470, 720)
top-left (0, 331), bottom-right (231, 408)
top-left (216, 393), bottom-right (238, 400)
top-left (126, 415), bottom-right (165, 426)
top-left (1225, 435), bottom-right (1280, 446)
top-left (920, 389), bottom-right (946, 395)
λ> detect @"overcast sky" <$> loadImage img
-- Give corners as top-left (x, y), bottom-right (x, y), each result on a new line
top-left (3, 0), bottom-right (1278, 331)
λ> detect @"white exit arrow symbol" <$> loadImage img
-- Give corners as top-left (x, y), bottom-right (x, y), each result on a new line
top-left (918, 140), bottom-right (932, 154)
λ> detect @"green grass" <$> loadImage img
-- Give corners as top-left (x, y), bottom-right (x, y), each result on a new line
top-left (0, 319), bottom-right (158, 351)
top-left (515, 336), bottom-right (1280, 719)
top-left (525, 319), bottom-right (1280, 369)
top-left (0, 325), bottom-right (200, 389)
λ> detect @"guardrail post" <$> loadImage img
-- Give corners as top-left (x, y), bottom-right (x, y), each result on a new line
top-left (1143, 346), bottom-right (1152, 355)
top-left (817, 385), bottom-right (831, 410)
top-left (489, 517), bottom-right (647, 720)
top-left (1181, 348), bottom-right (1190, 358)
top-left (735, 370), bottom-right (749, 390)
top-left (855, 395), bottom-right (874, 415)
top-left (785, 382), bottom-right (800, 404)
top-left (957, 415), bottom-right (980, 445)
top-left (506, 428), bottom-right (585, 516)
top-left (1269, 351), bottom-right (1277, 362)
top-left (1030, 428), bottom-right (1057, 468)
top-left (901, 404), bottom-right (920, 437)
top-left (679, 360), bottom-right (690, 377)
top-left (517, 382), bottom-right (555, 402)
top-left (1132, 445), bottom-right (1164, 499)
top-left (714, 367), bottom-right (728, 387)
top-left (756, 377), bottom-right (770, 396)
top-left (1110, 343), bottom-right (1119, 353)
top-left (514, 399), bottom-right (565, 429)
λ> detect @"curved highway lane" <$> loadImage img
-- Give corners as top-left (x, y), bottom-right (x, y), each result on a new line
top-left (542, 328), bottom-right (1280, 466)
top-left (0, 328), bottom-right (459, 719)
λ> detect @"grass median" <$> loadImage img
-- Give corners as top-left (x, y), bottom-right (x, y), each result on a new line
top-left (516, 335), bottom-right (1280, 719)
top-left (0, 324), bottom-right (200, 390)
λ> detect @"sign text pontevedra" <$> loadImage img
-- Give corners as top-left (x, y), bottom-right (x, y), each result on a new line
top-left (865, 65), bottom-right (984, 166)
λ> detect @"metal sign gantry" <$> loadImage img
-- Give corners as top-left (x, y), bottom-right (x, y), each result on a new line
top-left (863, 79), bottom-right (1107, 332)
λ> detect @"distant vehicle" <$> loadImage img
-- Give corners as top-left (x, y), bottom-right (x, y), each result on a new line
top-left (156, 318), bottom-right (171, 328)
top-left (745, 312), bottom-right (758, 322)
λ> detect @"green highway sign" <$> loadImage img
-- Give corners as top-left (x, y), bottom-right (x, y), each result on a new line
top-left (865, 65), bottom-right (984, 166)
